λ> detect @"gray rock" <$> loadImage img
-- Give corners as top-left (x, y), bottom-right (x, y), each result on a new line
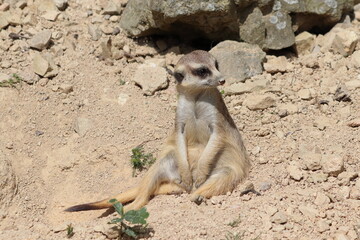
top-left (28, 30), bottom-right (52, 50)
top-left (132, 62), bottom-right (169, 96)
top-left (264, 10), bottom-right (294, 50)
top-left (0, 150), bottom-right (17, 209)
top-left (88, 24), bottom-right (102, 41)
top-left (120, 0), bottom-right (353, 50)
top-left (32, 53), bottom-right (50, 77)
top-left (321, 154), bottom-right (344, 177)
top-left (74, 118), bottom-right (93, 136)
top-left (259, 182), bottom-right (272, 192)
top-left (103, 1), bottom-right (121, 15)
top-left (210, 41), bottom-right (265, 83)
top-left (243, 93), bottom-right (276, 110)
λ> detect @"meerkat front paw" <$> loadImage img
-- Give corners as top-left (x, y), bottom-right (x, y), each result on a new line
top-left (174, 174), bottom-right (192, 192)
top-left (190, 194), bottom-right (204, 205)
top-left (193, 170), bottom-right (207, 188)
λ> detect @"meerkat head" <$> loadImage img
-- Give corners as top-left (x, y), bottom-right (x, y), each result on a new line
top-left (174, 50), bottom-right (225, 89)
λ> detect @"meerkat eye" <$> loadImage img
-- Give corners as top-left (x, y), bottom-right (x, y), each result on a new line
top-left (215, 60), bottom-right (219, 70)
top-left (194, 67), bottom-right (211, 78)
top-left (174, 72), bottom-right (184, 83)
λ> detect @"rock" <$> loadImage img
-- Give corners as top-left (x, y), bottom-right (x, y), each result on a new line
top-left (298, 205), bottom-right (318, 219)
top-left (299, 144), bottom-right (322, 171)
top-left (239, 7), bottom-right (265, 48)
top-left (350, 179), bottom-right (360, 200)
top-left (103, 1), bottom-right (121, 15)
top-left (88, 24), bottom-right (102, 41)
top-left (295, 31), bottom-right (315, 55)
top-left (334, 232), bottom-right (350, 240)
top-left (298, 88), bottom-right (316, 100)
top-left (309, 172), bottom-right (328, 183)
top-left (317, 220), bottom-right (330, 233)
top-left (53, 0), bottom-right (68, 11)
top-left (314, 116), bottom-right (333, 131)
top-left (23, 14), bottom-right (38, 26)
top-left (120, 0), bottom-right (353, 50)
top-left (59, 84), bottom-right (73, 94)
top-left (42, 10), bottom-right (60, 21)
top-left (0, 73), bottom-right (9, 83)
top-left (337, 172), bottom-right (358, 186)
top-left (209, 41), bottom-right (265, 83)
top-left (15, 1), bottom-right (27, 9)
top-left (331, 29), bottom-right (359, 57)
top-left (0, 12), bottom-right (9, 29)
top-left (277, 103), bottom-right (298, 116)
top-left (223, 79), bottom-right (269, 96)
top-left (344, 80), bottom-right (360, 90)
top-left (287, 164), bottom-right (303, 181)
top-left (0, 150), bottom-right (17, 209)
top-left (321, 154), bottom-right (344, 177)
top-left (347, 118), bottom-right (360, 128)
top-left (271, 211), bottom-right (288, 224)
top-left (334, 85), bottom-right (351, 102)
top-left (314, 192), bottom-right (331, 206)
top-left (259, 182), bottom-right (272, 192)
top-left (243, 94), bottom-right (276, 110)
top-left (132, 62), bottom-right (168, 96)
top-left (118, 93), bottom-right (129, 106)
top-left (32, 53), bottom-right (50, 77)
top-left (264, 56), bottom-right (292, 74)
top-left (28, 30), bottom-right (52, 50)
top-left (74, 118), bottom-right (93, 136)
top-left (0, 3), bottom-right (10, 11)
top-left (100, 38), bottom-right (112, 59)
top-left (350, 50), bottom-right (360, 68)
top-left (264, 10), bottom-right (294, 50)
top-left (36, 0), bottom-right (57, 12)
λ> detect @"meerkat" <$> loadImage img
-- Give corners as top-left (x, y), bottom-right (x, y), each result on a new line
top-left (65, 50), bottom-right (250, 212)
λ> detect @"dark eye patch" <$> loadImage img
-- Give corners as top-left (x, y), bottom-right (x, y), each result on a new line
top-left (215, 60), bottom-right (219, 70)
top-left (193, 67), bottom-right (211, 78)
top-left (174, 72), bottom-right (184, 83)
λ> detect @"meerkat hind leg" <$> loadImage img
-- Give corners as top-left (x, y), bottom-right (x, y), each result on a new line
top-left (190, 167), bottom-right (239, 204)
top-left (124, 151), bottom-right (182, 211)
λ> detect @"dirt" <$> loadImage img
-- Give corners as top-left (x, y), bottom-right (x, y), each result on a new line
top-left (0, 1), bottom-right (360, 240)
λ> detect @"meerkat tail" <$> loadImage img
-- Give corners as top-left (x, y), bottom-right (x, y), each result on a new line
top-left (65, 187), bottom-right (139, 212)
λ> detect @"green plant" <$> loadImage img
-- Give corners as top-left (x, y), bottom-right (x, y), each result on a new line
top-left (0, 73), bottom-right (22, 88)
top-left (220, 89), bottom-right (225, 95)
top-left (119, 79), bottom-right (126, 85)
top-left (66, 224), bottom-right (74, 238)
top-left (227, 215), bottom-right (241, 228)
top-left (130, 146), bottom-right (156, 177)
top-left (224, 231), bottom-right (243, 240)
top-left (108, 199), bottom-right (149, 239)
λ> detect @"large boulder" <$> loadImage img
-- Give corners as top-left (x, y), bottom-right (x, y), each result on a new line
top-left (120, 0), bottom-right (355, 50)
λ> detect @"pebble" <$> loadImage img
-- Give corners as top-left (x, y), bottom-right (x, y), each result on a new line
top-left (53, 0), bottom-right (68, 11)
top-left (88, 24), bottom-right (102, 41)
top-left (103, 1), bottom-right (121, 15)
top-left (59, 84), bottom-right (73, 94)
top-left (347, 118), bottom-right (360, 128)
top-left (321, 154), bottom-right (344, 177)
top-left (264, 56), bottom-right (292, 73)
top-left (73, 118), bottom-right (93, 136)
top-left (298, 205), bottom-right (318, 219)
top-left (28, 30), bottom-right (52, 50)
top-left (317, 220), bottom-right (330, 233)
top-left (32, 53), bottom-right (50, 76)
top-left (314, 192), bottom-right (331, 206)
top-left (299, 144), bottom-right (322, 171)
top-left (271, 211), bottom-right (288, 224)
top-left (243, 94), bottom-right (276, 110)
top-left (259, 182), bottom-right (272, 191)
top-left (287, 164), bottom-right (303, 181)
top-left (42, 10), bottom-right (60, 21)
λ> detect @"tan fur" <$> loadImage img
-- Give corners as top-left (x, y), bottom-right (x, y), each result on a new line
top-left (65, 50), bottom-right (250, 212)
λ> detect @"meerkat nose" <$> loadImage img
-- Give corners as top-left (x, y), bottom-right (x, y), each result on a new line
top-left (219, 79), bottom-right (226, 85)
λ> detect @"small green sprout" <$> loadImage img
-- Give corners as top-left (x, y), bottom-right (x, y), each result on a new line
top-left (130, 146), bottom-right (156, 177)
top-left (108, 199), bottom-right (150, 239)
top-left (66, 224), bottom-right (74, 238)
top-left (0, 73), bottom-right (22, 88)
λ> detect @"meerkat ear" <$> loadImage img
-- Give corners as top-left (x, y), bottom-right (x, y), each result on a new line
top-left (174, 72), bottom-right (184, 83)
